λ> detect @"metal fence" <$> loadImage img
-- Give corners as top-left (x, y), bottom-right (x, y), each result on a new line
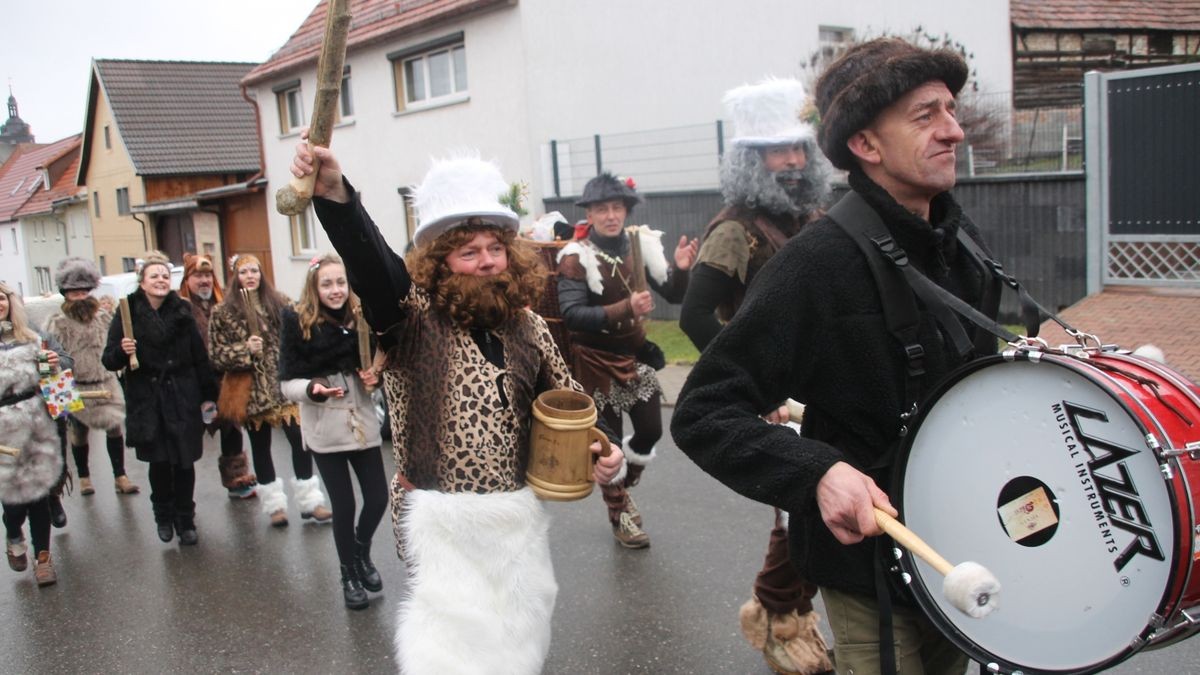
top-left (544, 92), bottom-right (1083, 197)
top-left (544, 173), bottom-right (1087, 323)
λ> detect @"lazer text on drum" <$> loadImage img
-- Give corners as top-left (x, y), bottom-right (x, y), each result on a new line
top-left (1055, 401), bottom-right (1167, 572)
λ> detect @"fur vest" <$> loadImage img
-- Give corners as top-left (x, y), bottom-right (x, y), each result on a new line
top-left (208, 296), bottom-right (292, 418)
top-left (44, 307), bottom-right (126, 431)
top-left (101, 290), bottom-right (218, 465)
top-left (0, 340), bottom-right (64, 504)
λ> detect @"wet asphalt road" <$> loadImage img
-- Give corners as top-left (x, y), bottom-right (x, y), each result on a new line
top-left (2, 416), bottom-right (1198, 674)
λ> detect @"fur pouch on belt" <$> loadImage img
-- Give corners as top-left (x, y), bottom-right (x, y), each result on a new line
top-left (395, 488), bottom-right (557, 675)
top-left (217, 370), bottom-right (253, 425)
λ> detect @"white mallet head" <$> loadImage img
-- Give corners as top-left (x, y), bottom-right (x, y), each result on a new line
top-left (942, 561), bottom-right (1000, 618)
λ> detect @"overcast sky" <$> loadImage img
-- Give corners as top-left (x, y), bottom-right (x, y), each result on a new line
top-left (2, 1), bottom-right (318, 143)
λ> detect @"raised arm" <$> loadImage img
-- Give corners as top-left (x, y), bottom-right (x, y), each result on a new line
top-left (294, 141), bottom-right (411, 341)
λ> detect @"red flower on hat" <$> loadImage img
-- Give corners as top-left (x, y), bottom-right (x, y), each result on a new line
top-left (623, 176), bottom-right (637, 190)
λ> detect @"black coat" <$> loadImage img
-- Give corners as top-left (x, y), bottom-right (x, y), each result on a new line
top-left (278, 307), bottom-right (363, 382)
top-left (671, 178), bottom-right (993, 601)
top-left (102, 289), bottom-right (218, 466)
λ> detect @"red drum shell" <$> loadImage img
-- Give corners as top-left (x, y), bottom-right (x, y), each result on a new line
top-left (893, 351), bottom-right (1200, 674)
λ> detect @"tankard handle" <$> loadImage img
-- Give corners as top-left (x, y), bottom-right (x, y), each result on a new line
top-left (586, 427), bottom-right (611, 482)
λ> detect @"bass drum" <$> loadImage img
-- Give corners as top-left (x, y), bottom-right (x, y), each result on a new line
top-left (893, 350), bottom-right (1200, 674)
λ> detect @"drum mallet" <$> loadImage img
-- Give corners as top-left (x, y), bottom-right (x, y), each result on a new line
top-left (781, 403), bottom-right (998, 616)
top-left (875, 509), bottom-right (1001, 618)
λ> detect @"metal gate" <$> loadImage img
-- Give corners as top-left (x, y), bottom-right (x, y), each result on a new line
top-left (1084, 63), bottom-right (1200, 292)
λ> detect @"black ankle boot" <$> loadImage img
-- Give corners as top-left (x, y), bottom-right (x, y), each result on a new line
top-left (340, 564), bottom-right (369, 610)
top-left (152, 503), bottom-right (174, 543)
top-left (174, 513), bottom-right (198, 546)
top-left (353, 539), bottom-right (383, 593)
top-left (48, 495), bottom-right (67, 529)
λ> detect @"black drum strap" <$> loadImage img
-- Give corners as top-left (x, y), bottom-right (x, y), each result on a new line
top-left (874, 538), bottom-right (898, 675)
top-left (827, 193), bottom-right (926, 437)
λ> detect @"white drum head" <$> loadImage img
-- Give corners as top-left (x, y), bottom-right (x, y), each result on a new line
top-left (900, 358), bottom-right (1178, 672)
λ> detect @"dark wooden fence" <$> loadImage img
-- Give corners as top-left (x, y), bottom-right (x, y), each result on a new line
top-left (544, 172), bottom-right (1086, 324)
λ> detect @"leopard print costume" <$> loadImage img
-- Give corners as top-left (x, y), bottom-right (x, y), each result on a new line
top-left (381, 285), bottom-right (579, 557)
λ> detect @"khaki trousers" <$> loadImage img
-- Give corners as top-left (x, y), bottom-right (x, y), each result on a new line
top-left (821, 586), bottom-right (969, 675)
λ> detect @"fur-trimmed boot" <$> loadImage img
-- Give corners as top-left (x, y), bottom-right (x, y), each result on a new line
top-left (622, 440), bottom-right (656, 489)
top-left (353, 538), bottom-right (383, 592)
top-left (341, 564), bottom-right (369, 610)
top-left (151, 501), bottom-right (174, 543)
top-left (740, 596), bottom-right (834, 675)
top-left (6, 534), bottom-right (28, 572)
top-left (294, 476), bottom-right (332, 523)
top-left (217, 453), bottom-right (257, 499)
top-left (257, 479), bottom-right (288, 527)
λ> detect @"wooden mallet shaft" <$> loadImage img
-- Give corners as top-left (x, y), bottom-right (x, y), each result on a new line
top-left (874, 509), bottom-right (953, 576)
top-left (118, 297), bottom-right (139, 370)
top-left (276, 0), bottom-right (352, 216)
top-left (0, 445), bottom-right (20, 458)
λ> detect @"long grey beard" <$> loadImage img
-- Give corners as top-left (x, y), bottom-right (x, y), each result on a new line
top-left (719, 145), bottom-right (832, 218)
top-left (194, 289), bottom-right (213, 300)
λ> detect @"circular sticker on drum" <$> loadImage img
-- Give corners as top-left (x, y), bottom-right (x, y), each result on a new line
top-left (898, 358), bottom-right (1177, 673)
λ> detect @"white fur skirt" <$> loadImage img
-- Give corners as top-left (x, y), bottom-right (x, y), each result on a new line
top-left (395, 487), bottom-right (557, 675)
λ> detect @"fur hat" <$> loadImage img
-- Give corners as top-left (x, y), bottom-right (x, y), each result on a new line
top-left (180, 252), bottom-right (224, 302)
top-left (137, 251), bottom-right (173, 281)
top-left (815, 37), bottom-right (968, 170)
top-left (724, 77), bottom-right (814, 148)
top-left (55, 256), bottom-right (101, 292)
top-left (412, 154), bottom-right (520, 248)
top-left (575, 172), bottom-right (642, 210)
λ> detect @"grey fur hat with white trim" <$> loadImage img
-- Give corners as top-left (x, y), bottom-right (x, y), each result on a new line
top-left (815, 37), bottom-right (968, 171)
top-left (412, 154), bottom-right (520, 248)
top-left (55, 256), bottom-right (101, 292)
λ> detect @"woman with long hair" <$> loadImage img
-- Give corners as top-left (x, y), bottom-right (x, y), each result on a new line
top-left (0, 281), bottom-right (70, 585)
top-left (279, 254), bottom-right (388, 609)
top-left (102, 252), bottom-right (218, 546)
top-left (209, 254), bottom-right (331, 527)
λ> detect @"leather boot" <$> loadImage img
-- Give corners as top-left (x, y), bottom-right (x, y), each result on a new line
top-left (354, 539), bottom-right (383, 592)
top-left (34, 551), bottom-right (57, 587)
top-left (152, 502), bottom-right (174, 543)
top-left (601, 483), bottom-right (649, 548)
top-left (174, 512), bottom-right (198, 546)
top-left (79, 476), bottom-right (95, 496)
top-left (341, 564), bottom-right (369, 610)
top-left (114, 475), bottom-right (140, 494)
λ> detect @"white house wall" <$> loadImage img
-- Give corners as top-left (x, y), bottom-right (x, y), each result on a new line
top-left (256, 6), bottom-right (530, 295)
top-left (255, 1), bottom-right (1010, 293)
top-left (0, 222), bottom-right (31, 297)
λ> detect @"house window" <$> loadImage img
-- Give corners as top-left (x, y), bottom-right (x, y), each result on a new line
top-left (11, 229), bottom-right (18, 254)
top-left (340, 66), bottom-right (354, 119)
top-left (116, 187), bottom-right (130, 216)
top-left (290, 207), bottom-right (318, 255)
top-left (122, 257), bottom-right (137, 273)
top-left (104, 125), bottom-right (112, 150)
top-left (35, 266), bottom-right (52, 294)
top-left (93, 192), bottom-right (101, 218)
top-left (819, 26), bottom-right (854, 60)
top-left (99, 255), bottom-right (107, 275)
top-left (275, 82), bottom-right (304, 134)
top-left (392, 37), bottom-right (467, 111)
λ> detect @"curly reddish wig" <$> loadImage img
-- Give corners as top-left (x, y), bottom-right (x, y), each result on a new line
top-left (406, 224), bottom-right (546, 328)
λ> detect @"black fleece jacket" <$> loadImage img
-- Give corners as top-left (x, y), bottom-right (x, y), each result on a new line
top-left (671, 171), bottom-right (993, 600)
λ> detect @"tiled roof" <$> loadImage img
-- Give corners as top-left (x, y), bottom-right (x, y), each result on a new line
top-left (14, 148), bottom-right (83, 218)
top-left (0, 135), bottom-right (81, 223)
top-left (94, 60), bottom-right (261, 176)
top-left (1038, 286), bottom-right (1200, 383)
top-left (241, 0), bottom-right (510, 86)
top-left (1011, 0), bottom-right (1200, 31)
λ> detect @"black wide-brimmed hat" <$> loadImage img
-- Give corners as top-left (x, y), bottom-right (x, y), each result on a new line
top-left (576, 172), bottom-right (643, 210)
top-left (815, 37), bottom-right (968, 171)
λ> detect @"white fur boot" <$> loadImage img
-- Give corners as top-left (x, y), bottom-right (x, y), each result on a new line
top-left (293, 476), bottom-right (332, 522)
top-left (257, 479), bottom-right (289, 527)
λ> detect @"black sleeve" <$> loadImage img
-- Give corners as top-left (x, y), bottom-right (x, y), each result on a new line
top-left (312, 177), bottom-right (411, 343)
top-left (556, 276), bottom-right (608, 332)
top-left (678, 263), bottom-right (739, 352)
top-left (277, 309), bottom-right (304, 382)
top-left (649, 266), bottom-right (688, 304)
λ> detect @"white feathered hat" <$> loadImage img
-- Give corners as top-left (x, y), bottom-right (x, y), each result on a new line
top-left (412, 153), bottom-right (520, 248)
top-left (724, 77), bottom-right (814, 148)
